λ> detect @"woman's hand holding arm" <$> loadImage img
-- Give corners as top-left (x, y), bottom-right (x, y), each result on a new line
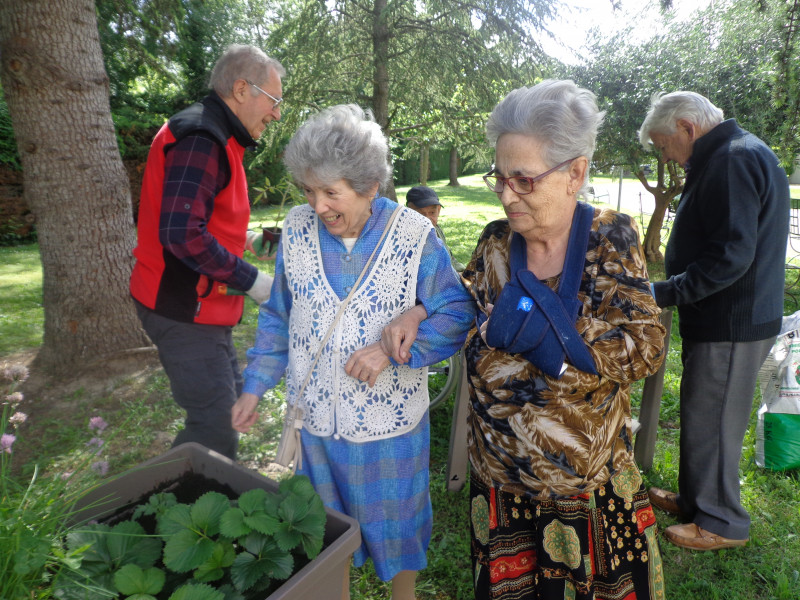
top-left (380, 304), bottom-right (428, 364)
top-left (345, 342), bottom-right (392, 387)
top-left (232, 392), bottom-right (260, 433)
top-left (478, 303), bottom-right (494, 345)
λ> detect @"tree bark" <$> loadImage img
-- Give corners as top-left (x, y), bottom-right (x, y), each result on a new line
top-left (448, 146), bottom-right (460, 186)
top-left (419, 143), bottom-right (429, 185)
top-left (0, 0), bottom-right (150, 376)
top-left (369, 0), bottom-right (397, 200)
top-left (635, 161), bottom-right (683, 263)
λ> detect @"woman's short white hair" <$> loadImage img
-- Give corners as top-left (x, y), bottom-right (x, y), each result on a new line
top-left (638, 91), bottom-right (724, 148)
top-left (486, 79), bottom-right (605, 190)
top-left (283, 104), bottom-right (392, 196)
top-left (208, 44), bottom-right (285, 98)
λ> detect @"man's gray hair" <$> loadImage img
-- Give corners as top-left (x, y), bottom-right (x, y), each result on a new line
top-left (283, 104), bottom-right (392, 195)
top-left (638, 91), bottom-right (724, 148)
top-left (208, 44), bottom-right (285, 98)
top-left (486, 79), bottom-right (604, 191)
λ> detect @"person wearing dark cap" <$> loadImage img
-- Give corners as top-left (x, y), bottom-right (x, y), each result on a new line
top-left (406, 186), bottom-right (466, 272)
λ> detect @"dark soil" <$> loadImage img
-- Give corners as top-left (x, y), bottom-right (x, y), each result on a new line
top-left (103, 470), bottom-right (237, 529)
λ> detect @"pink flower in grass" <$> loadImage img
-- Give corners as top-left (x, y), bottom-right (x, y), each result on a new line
top-left (1, 433), bottom-right (16, 454)
top-left (91, 461), bottom-right (109, 476)
top-left (88, 417), bottom-right (108, 433)
top-left (2, 364), bottom-right (29, 383)
top-left (86, 437), bottom-right (104, 455)
top-left (8, 412), bottom-right (27, 426)
top-left (3, 392), bottom-right (23, 407)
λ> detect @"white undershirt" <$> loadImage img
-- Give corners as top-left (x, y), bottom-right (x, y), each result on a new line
top-left (342, 237), bottom-right (358, 252)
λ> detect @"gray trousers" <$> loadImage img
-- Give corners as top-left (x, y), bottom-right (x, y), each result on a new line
top-left (135, 301), bottom-right (241, 460)
top-left (677, 337), bottom-right (775, 539)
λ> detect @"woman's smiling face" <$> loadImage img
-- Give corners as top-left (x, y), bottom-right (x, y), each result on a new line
top-left (303, 179), bottom-right (378, 238)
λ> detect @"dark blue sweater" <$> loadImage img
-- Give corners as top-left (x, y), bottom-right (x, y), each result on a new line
top-left (652, 119), bottom-right (789, 342)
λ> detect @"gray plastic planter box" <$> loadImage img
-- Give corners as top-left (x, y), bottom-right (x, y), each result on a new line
top-left (70, 442), bottom-right (361, 600)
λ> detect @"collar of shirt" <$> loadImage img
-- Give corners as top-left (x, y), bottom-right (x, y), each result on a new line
top-left (204, 90), bottom-right (257, 151)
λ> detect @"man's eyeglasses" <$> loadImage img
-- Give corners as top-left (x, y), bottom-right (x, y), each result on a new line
top-left (247, 81), bottom-right (283, 108)
top-left (483, 157), bottom-right (578, 195)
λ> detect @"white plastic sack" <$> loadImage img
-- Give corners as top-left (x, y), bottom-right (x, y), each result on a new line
top-left (755, 310), bottom-right (800, 470)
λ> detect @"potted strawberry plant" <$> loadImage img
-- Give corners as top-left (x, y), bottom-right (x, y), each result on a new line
top-left (55, 443), bottom-right (360, 600)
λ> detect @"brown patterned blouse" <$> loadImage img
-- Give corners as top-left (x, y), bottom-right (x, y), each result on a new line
top-left (463, 206), bottom-right (665, 498)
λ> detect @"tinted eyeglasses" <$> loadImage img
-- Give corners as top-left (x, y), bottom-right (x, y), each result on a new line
top-left (483, 157), bottom-right (578, 195)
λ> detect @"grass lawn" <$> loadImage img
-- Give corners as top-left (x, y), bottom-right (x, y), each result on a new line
top-left (2, 174), bottom-right (799, 599)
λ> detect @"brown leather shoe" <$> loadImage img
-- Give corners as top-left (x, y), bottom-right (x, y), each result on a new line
top-left (648, 486), bottom-right (681, 516)
top-left (665, 523), bottom-right (748, 551)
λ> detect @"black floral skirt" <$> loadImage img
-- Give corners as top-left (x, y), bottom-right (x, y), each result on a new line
top-left (470, 466), bottom-right (665, 600)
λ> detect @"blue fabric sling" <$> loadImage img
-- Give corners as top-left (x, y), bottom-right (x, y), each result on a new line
top-left (483, 201), bottom-right (598, 378)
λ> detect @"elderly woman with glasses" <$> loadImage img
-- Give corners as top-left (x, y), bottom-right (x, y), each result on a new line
top-left (232, 104), bottom-right (474, 600)
top-left (462, 80), bottom-right (667, 599)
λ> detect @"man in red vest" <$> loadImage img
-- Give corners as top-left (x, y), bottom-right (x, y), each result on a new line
top-left (130, 44), bottom-right (284, 459)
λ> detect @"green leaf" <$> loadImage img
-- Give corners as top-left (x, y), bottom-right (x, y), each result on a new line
top-left (237, 488), bottom-right (268, 514)
top-left (167, 582), bottom-right (225, 600)
top-left (243, 511), bottom-right (280, 536)
top-left (163, 529), bottom-right (215, 573)
top-left (273, 522), bottom-right (303, 552)
top-left (113, 563), bottom-right (166, 595)
top-left (231, 539), bottom-right (294, 589)
top-left (301, 530), bottom-right (324, 560)
top-left (279, 475), bottom-right (317, 502)
top-left (256, 539), bottom-right (294, 581)
top-left (229, 552), bottom-right (264, 591)
top-left (292, 495), bottom-right (326, 559)
top-left (157, 504), bottom-right (193, 536)
top-left (67, 524), bottom-right (113, 565)
top-left (12, 536), bottom-right (51, 574)
top-left (107, 521), bottom-right (162, 568)
top-left (220, 507), bottom-right (251, 539)
top-left (240, 532), bottom-right (268, 556)
top-left (278, 493), bottom-right (311, 522)
top-left (217, 584), bottom-right (247, 600)
top-left (193, 541), bottom-right (236, 583)
top-left (190, 492), bottom-right (230, 536)
top-left (132, 492), bottom-right (177, 520)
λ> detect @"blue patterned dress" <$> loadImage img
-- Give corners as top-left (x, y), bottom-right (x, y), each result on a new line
top-left (242, 195), bottom-right (475, 580)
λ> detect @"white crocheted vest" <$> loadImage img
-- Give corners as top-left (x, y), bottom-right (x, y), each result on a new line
top-left (283, 204), bottom-right (430, 441)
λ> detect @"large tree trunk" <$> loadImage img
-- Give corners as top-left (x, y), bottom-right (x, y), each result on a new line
top-left (419, 143), bottom-right (430, 185)
top-left (0, 0), bottom-right (150, 376)
top-left (371, 0), bottom-right (397, 200)
top-left (448, 146), bottom-right (460, 186)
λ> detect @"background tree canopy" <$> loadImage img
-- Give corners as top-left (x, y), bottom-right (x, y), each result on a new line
top-left (1, 0), bottom-right (799, 375)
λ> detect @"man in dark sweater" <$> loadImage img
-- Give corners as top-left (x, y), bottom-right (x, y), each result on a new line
top-left (638, 91), bottom-right (789, 550)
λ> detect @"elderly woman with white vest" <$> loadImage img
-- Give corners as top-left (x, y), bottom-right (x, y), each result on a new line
top-left (232, 104), bottom-right (474, 600)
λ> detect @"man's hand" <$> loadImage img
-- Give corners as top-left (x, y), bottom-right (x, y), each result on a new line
top-left (245, 230), bottom-right (273, 260)
top-left (380, 304), bottom-right (427, 364)
top-left (345, 342), bottom-right (391, 387)
top-left (232, 392), bottom-right (260, 433)
top-left (246, 271), bottom-right (273, 305)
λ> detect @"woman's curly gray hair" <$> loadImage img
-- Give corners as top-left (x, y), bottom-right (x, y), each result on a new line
top-left (283, 104), bottom-right (392, 196)
top-left (486, 79), bottom-right (605, 192)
